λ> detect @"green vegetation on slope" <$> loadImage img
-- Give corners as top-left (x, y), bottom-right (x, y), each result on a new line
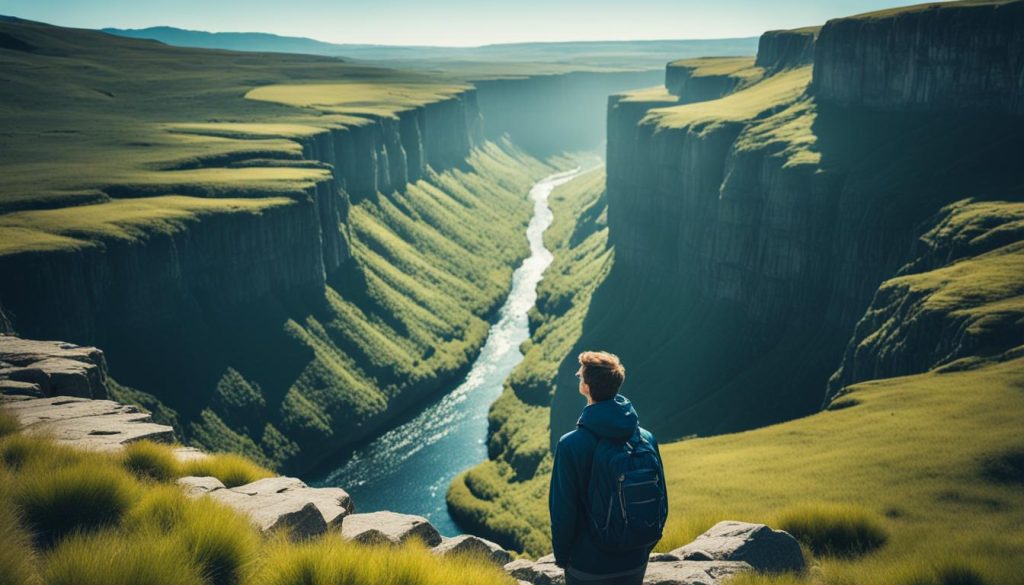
top-left (447, 167), bottom-right (613, 555)
top-left (174, 143), bottom-right (556, 469)
top-left (0, 411), bottom-right (514, 585)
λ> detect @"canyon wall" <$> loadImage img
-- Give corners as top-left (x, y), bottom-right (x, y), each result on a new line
top-left (549, 2), bottom-right (1024, 446)
top-left (812, 1), bottom-right (1024, 114)
top-left (754, 27), bottom-right (818, 71)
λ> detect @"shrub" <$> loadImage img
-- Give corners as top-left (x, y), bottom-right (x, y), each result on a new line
top-left (181, 453), bottom-right (273, 488)
top-left (14, 461), bottom-right (137, 547)
top-left (43, 529), bottom-right (203, 585)
top-left (121, 440), bottom-right (181, 482)
top-left (0, 410), bottom-right (20, 439)
top-left (777, 503), bottom-right (888, 558)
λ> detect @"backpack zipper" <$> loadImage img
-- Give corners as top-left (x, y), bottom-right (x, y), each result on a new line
top-left (617, 475), bottom-right (627, 525)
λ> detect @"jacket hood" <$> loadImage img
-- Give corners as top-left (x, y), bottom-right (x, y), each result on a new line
top-left (577, 394), bottom-right (639, 439)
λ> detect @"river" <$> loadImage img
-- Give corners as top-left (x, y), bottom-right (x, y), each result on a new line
top-left (310, 166), bottom-right (588, 536)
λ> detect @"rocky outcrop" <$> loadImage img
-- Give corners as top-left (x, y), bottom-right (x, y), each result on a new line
top-left (1, 394), bottom-right (175, 451)
top-left (180, 474), bottom-right (352, 540)
top-left (434, 534), bottom-right (514, 564)
top-left (341, 511), bottom-right (443, 547)
top-left (755, 27), bottom-right (818, 71)
top-left (812, 1), bottom-right (1024, 114)
top-left (0, 336), bottom-right (108, 398)
top-left (669, 521), bottom-right (804, 574)
top-left (505, 553), bottom-right (753, 585)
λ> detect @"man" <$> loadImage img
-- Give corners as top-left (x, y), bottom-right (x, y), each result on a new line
top-left (549, 351), bottom-right (667, 585)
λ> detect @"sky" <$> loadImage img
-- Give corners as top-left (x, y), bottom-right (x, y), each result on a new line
top-left (0, 0), bottom-right (943, 46)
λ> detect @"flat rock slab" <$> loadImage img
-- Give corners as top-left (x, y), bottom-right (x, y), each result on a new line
top-left (506, 557), bottom-right (751, 585)
top-left (179, 475), bottom-right (352, 539)
top-left (341, 511), bottom-right (442, 547)
top-left (1, 395), bottom-right (174, 451)
top-left (0, 336), bottom-right (108, 399)
top-left (433, 534), bottom-right (513, 565)
top-left (670, 521), bottom-right (804, 573)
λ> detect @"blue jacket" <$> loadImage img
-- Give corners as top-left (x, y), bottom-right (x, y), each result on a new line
top-left (548, 394), bottom-right (665, 573)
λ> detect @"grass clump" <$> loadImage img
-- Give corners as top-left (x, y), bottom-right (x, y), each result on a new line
top-left (121, 440), bottom-right (181, 482)
top-left (43, 529), bottom-right (204, 585)
top-left (0, 471), bottom-right (37, 585)
top-left (13, 461), bottom-right (138, 547)
top-left (256, 535), bottom-right (513, 585)
top-left (0, 433), bottom-right (81, 471)
top-left (180, 453), bottom-right (273, 488)
top-left (777, 503), bottom-right (888, 558)
top-left (0, 410), bottom-right (20, 439)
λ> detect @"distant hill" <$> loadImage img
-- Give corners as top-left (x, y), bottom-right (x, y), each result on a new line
top-left (101, 26), bottom-right (759, 71)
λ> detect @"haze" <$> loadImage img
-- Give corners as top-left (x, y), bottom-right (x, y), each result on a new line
top-left (2, 0), bottom-right (948, 46)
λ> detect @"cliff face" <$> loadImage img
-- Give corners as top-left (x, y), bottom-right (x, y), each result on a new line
top-left (812, 1), bottom-right (1024, 113)
top-left (474, 71), bottom-right (663, 157)
top-left (551, 9), bottom-right (1024, 444)
top-left (664, 57), bottom-right (762, 103)
top-left (826, 199), bottom-right (1024, 400)
top-left (755, 27), bottom-right (818, 71)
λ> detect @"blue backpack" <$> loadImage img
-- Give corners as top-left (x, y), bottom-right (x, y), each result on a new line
top-left (580, 425), bottom-right (668, 551)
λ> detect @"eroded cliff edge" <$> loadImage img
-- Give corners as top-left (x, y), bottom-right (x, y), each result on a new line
top-left (549, 0), bottom-right (1024, 443)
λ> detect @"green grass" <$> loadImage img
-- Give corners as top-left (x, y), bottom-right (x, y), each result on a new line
top-left (667, 56), bottom-right (761, 79)
top-left (121, 440), bottom-right (185, 482)
top-left (180, 453), bottom-right (275, 488)
top-left (644, 66), bottom-right (811, 130)
top-left (13, 461), bottom-right (139, 547)
top-left (0, 195), bottom-right (295, 256)
top-left (255, 535), bottom-right (513, 585)
top-left (245, 82), bottom-right (472, 118)
top-left (43, 530), bottom-right (205, 585)
top-left (0, 422), bottom-right (519, 585)
top-left (0, 409), bottom-right (20, 438)
top-left (447, 166), bottom-right (613, 555)
top-left (776, 504), bottom-right (888, 558)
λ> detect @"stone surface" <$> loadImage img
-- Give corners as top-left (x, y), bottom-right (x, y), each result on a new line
top-left (0, 336), bottom-right (108, 399)
top-left (670, 521), bottom-right (804, 573)
top-left (433, 534), bottom-right (513, 565)
top-left (341, 511), bottom-right (442, 547)
top-left (177, 476), bottom-right (226, 496)
top-left (1, 395), bottom-right (174, 451)
top-left (506, 556), bottom-right (752, 585)
top-left (184, 475), bottom-right (353, 537)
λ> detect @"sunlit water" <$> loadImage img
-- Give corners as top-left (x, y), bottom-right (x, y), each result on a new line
top-left (310, 167), bottom-right (587, 536)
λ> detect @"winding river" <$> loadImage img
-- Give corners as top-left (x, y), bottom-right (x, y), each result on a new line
top-left (311, 166), bottom-right (587, 536)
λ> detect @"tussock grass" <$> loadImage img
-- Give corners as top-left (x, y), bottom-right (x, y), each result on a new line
top-left (0, 471), bottom-right (37, 585)
top-left (776, 503), bottom-right (887, 558)
top-left (121, 440), bottom-right (181, 482)
top-left (0, 409), bottom-right (20, 439)
top-left (43, 529), bottom-right (204, 585)
top-left (180, 453), bottom-right (274, 488)
top-left (13, 461), bottom-right (138, 547)
top-left (0, 433), bottom-right (82, 471)
top-left (255, 535), bottom-right (513, 585)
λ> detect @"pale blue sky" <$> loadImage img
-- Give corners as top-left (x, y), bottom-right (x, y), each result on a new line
top-left (0, 0), bottom-right (943, 46)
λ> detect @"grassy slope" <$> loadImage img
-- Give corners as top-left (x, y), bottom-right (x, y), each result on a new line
top-left (0, 18), bottom-right (560, 470)
top-left (448, 168), bottom-right (613, 555)
top-left (0, 413), bottom-right (515, 585)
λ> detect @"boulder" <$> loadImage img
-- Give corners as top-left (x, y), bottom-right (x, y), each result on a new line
top-left (341, 511), bottom-right (442, 547)
top-left (433, 534), bottom-right (513, 565)
top-left (0, 337), bottom-right (108, 399)
top-left (184, 475), bottom-right (353, 538)
top-left (504, 558), bottom-right (564, 585)
top-left (177, 476), bottom-right (225, 496)
top-left (670, 521), bottom-right (804, 573)
top-left (506, 554), bottom-right (751, 585)
top-left (206, 488), bottom-right (327, 540)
